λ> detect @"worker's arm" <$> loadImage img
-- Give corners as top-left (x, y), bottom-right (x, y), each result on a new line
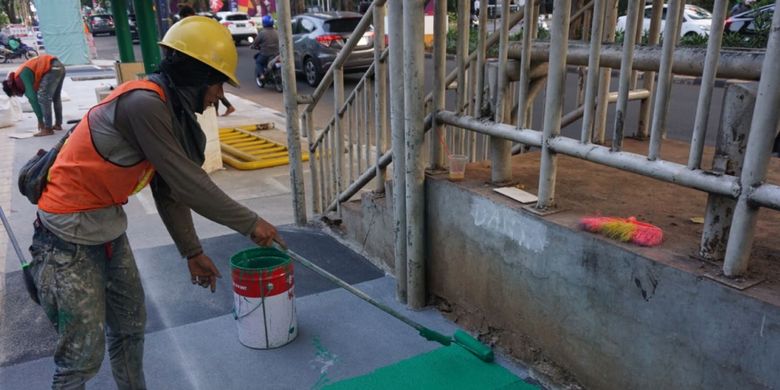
top-left (114, 91), bottom-right (274, 251)
top-left (18, 68), bottom-right (43, 124)
top-left (150, 174), bottom-right (203, 258)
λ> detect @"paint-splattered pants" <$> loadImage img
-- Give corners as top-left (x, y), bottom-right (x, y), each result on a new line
top-left (28, 219), bottom-right (147, 390)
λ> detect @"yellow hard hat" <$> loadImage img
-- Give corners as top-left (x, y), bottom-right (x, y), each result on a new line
top-left (159, 16), bottom-right (240, 87)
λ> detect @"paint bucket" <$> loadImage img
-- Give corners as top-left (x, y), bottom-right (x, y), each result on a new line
top-left (231, 247), bottom-right (297, 349)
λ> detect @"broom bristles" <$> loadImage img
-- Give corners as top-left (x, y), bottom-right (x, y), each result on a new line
top-left (580, 216), bottom-right (663, 247)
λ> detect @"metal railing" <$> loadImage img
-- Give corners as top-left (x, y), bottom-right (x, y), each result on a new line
top-left (298, 0), bottom-right (780, 292)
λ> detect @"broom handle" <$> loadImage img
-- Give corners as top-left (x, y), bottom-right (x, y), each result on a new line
top-left (0, 206), bottom-right (29, 268)
top-left (285, 248), bottom-right (425, 332)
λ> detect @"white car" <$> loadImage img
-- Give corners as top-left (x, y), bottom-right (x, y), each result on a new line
top-left (617, 4), bottom-right (712, 38)
top-left (216, 11), bottom-right (257, 45)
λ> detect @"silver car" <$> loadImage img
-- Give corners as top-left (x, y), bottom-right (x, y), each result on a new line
top-left (291, 12), bottom-right (374, 87)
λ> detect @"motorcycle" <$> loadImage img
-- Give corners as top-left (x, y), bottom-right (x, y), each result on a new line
top-left (255, 54), bottom-right (283, 93)
top-left (0, 36), bottom-right (39, 63)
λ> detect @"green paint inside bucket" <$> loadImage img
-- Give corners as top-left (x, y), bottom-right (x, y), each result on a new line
top-left (230, 247), bottom-right (290, 270)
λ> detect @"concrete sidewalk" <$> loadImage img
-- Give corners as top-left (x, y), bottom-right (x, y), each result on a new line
top-left (0, 70), bottom-right (537, 389)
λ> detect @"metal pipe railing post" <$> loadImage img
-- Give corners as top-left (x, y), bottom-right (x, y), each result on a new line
top-left (611, 0), bottom-right (641, 152)
top-left (430, 0), bottom-right (447, 170)
top-left (537, 0), bottom-right (571, 209)
top-left (579, 0), bottom-right (605, 143)
top-left (474, 0), bottom-right (489, 120)
top-left (334, 67), bottom-right (346, 214)
top-left (723, 6), bottom-right (780, 277)
top-left (403, 0), bottom-right (426, 310)
top-left (536, 0), bottom-right (571, 210)
top-left (688, 0), bottom-right (729, 169)
top-left (374, 3), bottom-right (388, 191)
top-left (516, 0), bottom-right (536, 130)
top-left (278, 0), bottom-right (307, 225)
top-left (306, 114), bottom-right (321, 214)
top-left (389, 0), bottom-right (407, 304)
top-left (455, 0), bottom-right (472, 154)
top-left (648, 0), bottom-right (684, 161)
top-left (637, 0), bottom-right (664, 139)
top-left (700, 82), bottom-right (753, 262)
top-left (593, 0), bottom-right (618, 144)
top-left (132, 0), bottom-right (161, 73)
top-left (490, 0), bottom-right (513, 184)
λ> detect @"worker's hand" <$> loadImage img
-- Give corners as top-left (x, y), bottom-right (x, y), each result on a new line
top-left (187, 252), bottom-right (222, 293)
top-left (251, 218), bottom-right (287, 249)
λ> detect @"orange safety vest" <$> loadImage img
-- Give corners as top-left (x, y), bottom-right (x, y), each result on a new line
top-left (14, 54), bottom-right (55, 91)
top-left (38, 80), bottom-right (166, 214)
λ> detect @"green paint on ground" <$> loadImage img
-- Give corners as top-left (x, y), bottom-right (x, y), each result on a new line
top-left (324, 345), bottom-right (539, 390)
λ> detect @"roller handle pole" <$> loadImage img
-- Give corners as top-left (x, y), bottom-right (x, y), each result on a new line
top-left (0, 206), bottom-right (29, 268)
top-left (286, 248), bottom-right (425, 331)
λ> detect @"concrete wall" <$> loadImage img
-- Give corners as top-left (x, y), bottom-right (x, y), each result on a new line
top-left (340, 178), bottom-right (780, 389)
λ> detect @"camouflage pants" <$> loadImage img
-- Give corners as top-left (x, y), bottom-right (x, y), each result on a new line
top-left (29, 219), bottom-right (147, 390)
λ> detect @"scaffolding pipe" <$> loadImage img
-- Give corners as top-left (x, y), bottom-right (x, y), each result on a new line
top-left (389, 0), bottom-right (407, 304)
top-left (516, 0), bottom-right (536, 129)
top-left (638, 0), bottom-right (664, 139)
top-left (431, 0), bottom-right (447, 169)
top-left (648, 0), bottom-right (685, 160)
top-left (111, 0), bottom-right (135, 63)
top-left (611, 0), bottom-right (641, 152)
top-left (474, 0), bottom-right (489, 119)
top-left (537, 0), bottom-right (571, 209)
top-left (688, 0), bottom-right (729, 169)
top-left (491, 0), bottom-right (513, 184)
top-left (723, 6), bottom-right (780, 277)
top-left (593, 0), bottom-right (618, 143)
top-left (436, 111), bottom-right (740, 198)
top-left (305, 114), bottom-right (320, 214)
top-left (517, 43), bottom-right (765, 81)
top-left (580, 0), bottom-right (605, 143)
top-left (750, 184), bottom-right (780, 212)
top-left (404, 0), bottom-right (427, 309)
top-left (451, 0), bottom-right (471, 154)
top-left (374, 3), bottom-right (388, 192)
top-left (277, 0), bottom-right (307, 225)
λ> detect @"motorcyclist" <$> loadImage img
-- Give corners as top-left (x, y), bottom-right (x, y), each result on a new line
top-left (251, 15), bottom-right (280, 81)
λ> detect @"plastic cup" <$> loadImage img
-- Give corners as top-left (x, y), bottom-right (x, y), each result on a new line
top-left (448, 154), bottom-right (468, 181)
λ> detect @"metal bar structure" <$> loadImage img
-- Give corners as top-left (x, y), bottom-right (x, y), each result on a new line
top-left (688, 0), bottom-right (729, 169)
top-left (277, 0), bottom-right (306, 225)
top-left (389, 0), bottom-right (407, 304)
top-left (592, 0), bottom-right (618, 144)
top-left (404, 0), bottom-right (427, 310)
top-left (491, 0), bottom-right (513, 184)
top-left (132, 0), bottom-right (161, 73)
top-left (723, 6), bottom-right (780, 276)
top-left (637, 0), bottom-right (664, 139)
top-left (537, 0), bottom-right (572, 209)
top-left (611, 0), bottom-right (641, 152)
top-left (579, 0), bottom-right (605, 143)
top-left (431, 0), bottom-right (448, 170)
top-left (301, 0), bottom-right (780, 295)
top-left (648, 0), bottom-right (685, 160)
top-left (515, 0), bottom-right (535, 130)
top-left (374, 3), bottom-right (388, 192)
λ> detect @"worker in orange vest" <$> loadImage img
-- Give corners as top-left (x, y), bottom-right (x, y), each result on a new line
top-left (2, 53), bottom-right (66, 136)
top-left (26, 16), bottom-right (285, 388)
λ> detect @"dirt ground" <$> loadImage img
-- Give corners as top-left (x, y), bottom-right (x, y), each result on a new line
top-left (460, 137), bottom-right (780, 303)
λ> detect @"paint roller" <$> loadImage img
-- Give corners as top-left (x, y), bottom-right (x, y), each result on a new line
top-left (280, 246), bottom-right (494, 362)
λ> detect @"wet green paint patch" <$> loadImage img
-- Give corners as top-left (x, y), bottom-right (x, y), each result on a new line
top-left (324, 345), bottom-right (538, 390)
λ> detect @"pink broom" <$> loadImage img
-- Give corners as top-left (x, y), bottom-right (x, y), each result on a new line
top-left (580, 216), bottom-right (663, 247)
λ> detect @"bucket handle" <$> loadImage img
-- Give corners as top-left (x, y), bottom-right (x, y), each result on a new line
top-left (233, 281), bottom-right (274, 320)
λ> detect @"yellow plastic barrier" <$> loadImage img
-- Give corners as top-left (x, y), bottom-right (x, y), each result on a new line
top-left (218, 126), bottom-right (309, 171)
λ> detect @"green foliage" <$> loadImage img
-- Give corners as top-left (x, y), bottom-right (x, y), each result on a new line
top-left (0, 11), bottom-right (8, 25)
top-left (679, 33), bottom-right (709, 47)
